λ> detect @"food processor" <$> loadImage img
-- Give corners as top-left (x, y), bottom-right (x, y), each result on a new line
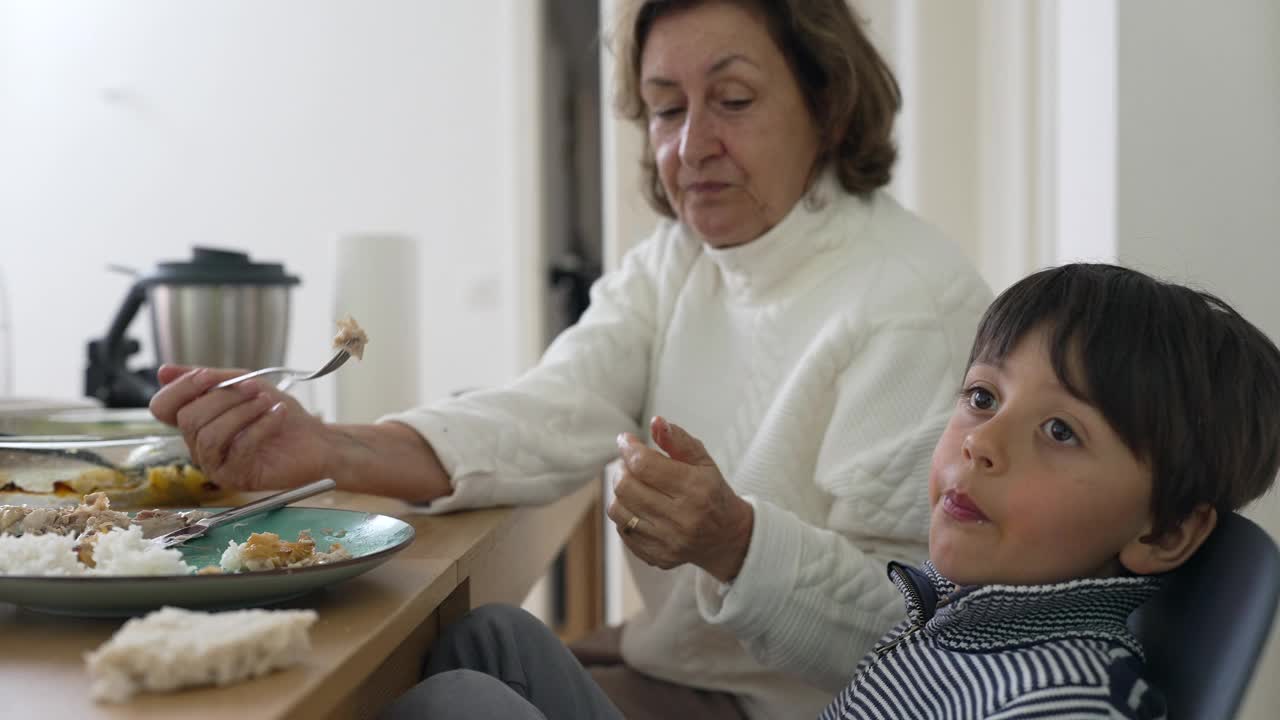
top-left (85, 247), bottom-right (301, 408)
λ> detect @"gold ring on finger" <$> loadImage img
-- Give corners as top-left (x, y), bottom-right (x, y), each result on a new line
top-left (624, 515), bottom-right (641, 535)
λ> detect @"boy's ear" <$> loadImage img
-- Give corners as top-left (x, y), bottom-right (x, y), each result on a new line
top-left (1119, 504), bottom-right (1217, 575)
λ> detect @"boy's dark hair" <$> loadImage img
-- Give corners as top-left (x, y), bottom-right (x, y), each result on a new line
top-left (970, 263), bottom-right (1280, 537)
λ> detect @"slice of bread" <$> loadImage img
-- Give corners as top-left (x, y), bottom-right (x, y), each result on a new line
top-left (85, 606), bottom-right (318, 702)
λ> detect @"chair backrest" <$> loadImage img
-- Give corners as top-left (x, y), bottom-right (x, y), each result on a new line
top-left (1129, 512), bottom-right (1280, 720)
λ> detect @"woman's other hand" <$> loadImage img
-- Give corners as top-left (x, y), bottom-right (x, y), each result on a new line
top-left (149, 365), bottom-right (332, 492)
top-left (608, 416), bottom-right (754, 583)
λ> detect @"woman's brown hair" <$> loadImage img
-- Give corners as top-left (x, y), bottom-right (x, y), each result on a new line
top-left (611, 0), bottom-right (902, 217)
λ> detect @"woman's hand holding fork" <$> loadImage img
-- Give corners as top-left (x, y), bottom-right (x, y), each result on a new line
top-left (149, 365), bottom-right (452, 501)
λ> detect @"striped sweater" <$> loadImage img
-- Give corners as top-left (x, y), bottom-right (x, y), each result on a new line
top-left (821, 562), bottom-right (1167, 719)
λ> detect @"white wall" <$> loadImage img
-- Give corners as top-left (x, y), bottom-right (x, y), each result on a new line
top-left (0, 3), bottom-right (13, 394)
top-left (0, 0), bottom-right (543, 413)
top-left (857, 0), bottom-right (984, 269)
top-left (1048, 0), bottom-right (1117, 267)
top-left (1114, 2), bottom-right (1280, 717)
top-left (859, 0), bottom-right (1047, 294)
top-left (1116, 0), bottom-right (1280, 341)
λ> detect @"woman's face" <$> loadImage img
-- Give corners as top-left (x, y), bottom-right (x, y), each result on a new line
top-left (640, 1), bottom-right (821, 248)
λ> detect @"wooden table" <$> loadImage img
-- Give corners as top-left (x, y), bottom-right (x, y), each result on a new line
top-left (0, 480), bottom-right (601, 720)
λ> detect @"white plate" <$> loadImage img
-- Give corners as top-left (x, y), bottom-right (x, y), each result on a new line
top-left (45, 407), bottom-right (158, 424)
top-left (0, 397), bottom-right (101, 416)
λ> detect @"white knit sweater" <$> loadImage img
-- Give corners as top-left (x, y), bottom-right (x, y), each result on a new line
top-left (383, 173), bottom-right (992, 720)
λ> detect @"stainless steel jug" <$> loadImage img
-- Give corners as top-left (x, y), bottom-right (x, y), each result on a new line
top-left (86, 247), bottom-right (301, 407)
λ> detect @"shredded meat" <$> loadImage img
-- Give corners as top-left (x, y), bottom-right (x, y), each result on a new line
top-left (132, 508), bottom-right (214, 538)
top-left (0, 495), bottom-right (211, 539)
top-left (332, 314), bottom-right (369, 360)
top-left (0, 506), bottom-right (27, 534)
top-left (239, 531), bottom-right (318, 569)
top-left (234, 530), bottom-right (352, 571)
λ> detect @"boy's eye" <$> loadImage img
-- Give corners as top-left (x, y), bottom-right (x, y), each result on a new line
top-left (965, 387), bottom-right (997, 411)
top-left (1042, 418), bottom-right (1080, 446)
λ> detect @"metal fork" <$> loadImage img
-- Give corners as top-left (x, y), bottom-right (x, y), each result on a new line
top-left (151, 478), bottom-right (337, 549)
top-left (212, 348), bottom-right (351, 392)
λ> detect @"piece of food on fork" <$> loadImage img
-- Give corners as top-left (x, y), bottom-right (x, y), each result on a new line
top-left (332, 314), bottom-right (368, 360)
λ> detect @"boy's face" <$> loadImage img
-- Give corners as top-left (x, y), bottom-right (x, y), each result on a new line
top-left (928, 327), bottom-right (1155, 586)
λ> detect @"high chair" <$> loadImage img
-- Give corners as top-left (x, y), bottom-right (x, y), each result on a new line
top-left (1129, 511), bottom-right (1280, 720)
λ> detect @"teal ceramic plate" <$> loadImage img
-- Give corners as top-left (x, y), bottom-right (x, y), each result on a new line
top-left (0, 507), bottom-right (415, 616)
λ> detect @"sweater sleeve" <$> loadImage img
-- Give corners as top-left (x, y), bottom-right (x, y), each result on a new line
top-left (381, 229), bottom-right (691, 513)
top-left (695, 291), bottom-right (986, 691)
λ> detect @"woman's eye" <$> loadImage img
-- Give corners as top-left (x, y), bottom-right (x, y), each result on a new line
top-left (1042, 418), bottom-right (1079, 445)
top-left (652, 106), bottom-right (685, 120)
top-left (722, 98), bottom-right (753, 111)
top-left (965, 387), bottom-right (997, 411)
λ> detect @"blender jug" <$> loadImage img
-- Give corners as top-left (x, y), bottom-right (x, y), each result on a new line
top-left (86, 247), bottom-right (301, 408)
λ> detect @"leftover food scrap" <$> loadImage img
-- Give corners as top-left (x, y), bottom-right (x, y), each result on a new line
top-left (0, 458), bottom-right (218, 507)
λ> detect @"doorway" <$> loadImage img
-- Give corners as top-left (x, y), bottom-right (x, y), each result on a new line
top-left (542, 0), bottom-right (605, 641)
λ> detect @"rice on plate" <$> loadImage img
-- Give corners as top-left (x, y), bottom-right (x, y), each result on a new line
top-left (0, 493), bottom-right (352, 577)
top-left (0, 526), bottom-right (191, 576)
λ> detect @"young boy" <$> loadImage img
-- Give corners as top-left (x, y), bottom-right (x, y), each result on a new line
top-left (821, 263), bottom-right (1280, 719)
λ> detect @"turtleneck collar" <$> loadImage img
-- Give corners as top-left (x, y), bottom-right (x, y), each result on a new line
top-left (697, 168), bottom-right (868, 300)
top-left (887, 561), bottom-right (1163, 657)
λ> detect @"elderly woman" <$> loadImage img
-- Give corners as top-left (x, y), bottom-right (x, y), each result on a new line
top-left (151, 0), bottom-right (991, 718)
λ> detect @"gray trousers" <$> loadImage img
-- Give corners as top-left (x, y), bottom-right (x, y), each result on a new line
top-left (379, 604), bottom-right (624, 720)
top-left (379, 604), bottom-right (749, 720)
